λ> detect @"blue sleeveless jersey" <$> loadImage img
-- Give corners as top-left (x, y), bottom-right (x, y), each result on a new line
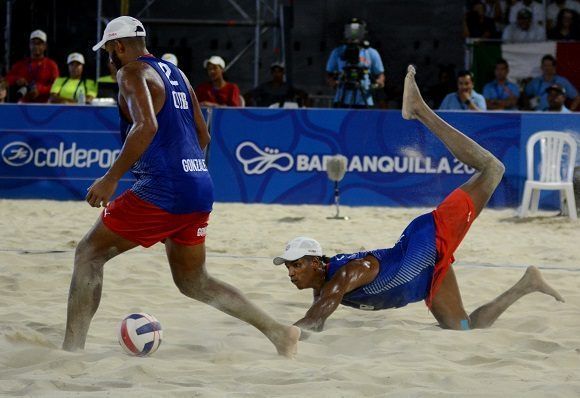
top-left (326, 213), bottom-right (437, 310)
top-left (119, 56), bottom-right (214, 214)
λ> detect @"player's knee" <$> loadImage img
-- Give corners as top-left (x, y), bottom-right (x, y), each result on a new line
top-left (483, 155), bottom-right (505, 187)
top-left (172, 265), bottom-right (209, 299)
top-left (75, 239), bottom-right (105, 263)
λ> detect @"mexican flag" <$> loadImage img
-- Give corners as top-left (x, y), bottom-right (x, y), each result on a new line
top-left (471, 41), bottom-right (580, 91)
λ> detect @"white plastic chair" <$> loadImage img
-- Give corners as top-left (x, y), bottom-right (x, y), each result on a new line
top-left (519, 131), bottom-right (577, 220)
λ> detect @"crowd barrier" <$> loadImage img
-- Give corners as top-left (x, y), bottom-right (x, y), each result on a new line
top-left (1, 104), bottom-right (579, 208)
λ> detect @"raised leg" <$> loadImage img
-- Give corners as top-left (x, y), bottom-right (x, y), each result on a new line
top-left (402, 65), bottom-right (505, 215)
top-left (63, 218), bottom-right (137, 351)
top-left (165, 239), bottom-right (300, 357)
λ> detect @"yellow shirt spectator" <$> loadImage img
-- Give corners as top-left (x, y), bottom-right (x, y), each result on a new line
top-left (50, 77), bottom-right (97, 103)
top-left (49, 52), bottom-right (97, 104)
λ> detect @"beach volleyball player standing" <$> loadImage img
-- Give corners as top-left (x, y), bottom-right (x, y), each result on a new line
top-left (62, 16), bottom-right (299, 356)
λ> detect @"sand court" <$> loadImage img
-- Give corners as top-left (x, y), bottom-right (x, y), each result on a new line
top-left (0, 199), bottom-right (579, 397)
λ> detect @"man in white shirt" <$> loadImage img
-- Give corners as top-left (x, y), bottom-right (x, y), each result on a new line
top-left (503, 9), bottom-right (547, 42)
top-left (509, 0), bottom-right (546, 27)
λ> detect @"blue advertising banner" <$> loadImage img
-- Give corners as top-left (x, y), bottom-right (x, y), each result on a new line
top-left (209, 109), bottom-right (522, 207)
top-left (1, 105), bottom-right (578, 209)
top-left (0, 104), bottom-right (133, 200)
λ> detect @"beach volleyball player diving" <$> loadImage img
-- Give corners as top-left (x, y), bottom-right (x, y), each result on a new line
top-left (62, 16), bottom-right (300, 356)
top-left (273, 65), bottom-right (564, 333)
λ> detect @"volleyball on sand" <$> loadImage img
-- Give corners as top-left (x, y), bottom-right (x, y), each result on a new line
top-left (117, 313), bottom-right (163, 356)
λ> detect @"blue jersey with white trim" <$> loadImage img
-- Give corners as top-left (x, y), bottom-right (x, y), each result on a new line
top-left (326, 213), bottom-right (437, 310)
top-left (119, 56), bottom-right (213, 214)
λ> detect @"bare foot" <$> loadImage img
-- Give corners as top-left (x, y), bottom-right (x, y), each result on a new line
top-left (271, 325), bottom-right (301, 358)
top-left (522, 266), bottom-right (565, 303)
top-left (401, 64), bottom-right (427, 120)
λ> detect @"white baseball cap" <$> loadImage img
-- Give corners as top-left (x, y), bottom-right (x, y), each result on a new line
top-left (67, 52), bottom-right (85, 65)
top-left (162, 53), bottom-right (178, 66)
top-left (92, 16), bottom-right (146, 51)
top-left (30, 29), bottom-right (47, 42)
top-left (203, 55), bottom-right (226, 69)
top-left (273, 237), bottom-right (323, 265)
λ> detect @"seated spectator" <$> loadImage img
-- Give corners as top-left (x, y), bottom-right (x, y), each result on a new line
top-left (49, 53), bottom-right (97, 104)
top-left (548, 8), bottom-right (580, 40)
top-left (502, 9), bottom-right (546, 42)
top-left (524, 54), bottom-right (579, 111)
top-left (509, 0), bottom-right (546, 27)
top-left (482, 59), bottom-right (520, 110)
top-left (244, 62), bottom-right (307, 107)
top-left (0, 78), bottom-right (7, 103)
top-left (547, 0), bottom-right (580, 30)
top-left (96, 61), bottom-right (118, 104)
top-left (161, 53), bottom-right (178, 66)
top-left (543, 84), bottom-right (572, 113)
top-left (195, 56), bottom-right (242, 107)
top-left (464, 1), bottom-right (499, 38)
top-left (439, 70), bottom-right (487, 111)
top-left (5, 29), bottom-right (59, 103)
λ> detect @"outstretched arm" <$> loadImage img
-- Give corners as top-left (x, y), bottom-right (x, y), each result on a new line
top-left (295, 258), bottom-right (379, 332)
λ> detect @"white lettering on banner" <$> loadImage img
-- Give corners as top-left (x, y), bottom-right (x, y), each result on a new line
top-left (1, 141), bottom-right (119, 169)
top-left (234, 141), bottom-right (475, 176)
top-left (293, 154), bottom-right (474, 175)
top-left (182, 158), bottom-right (208, 172)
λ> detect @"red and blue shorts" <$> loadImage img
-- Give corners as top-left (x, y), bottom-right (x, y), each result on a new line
top-left (426, 188), bottom-right (476, 307)
top-left (101, 190), bottom-right (210, 248)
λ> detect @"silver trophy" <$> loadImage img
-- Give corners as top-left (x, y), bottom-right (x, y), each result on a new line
top-left (326, 155), bottom-right (349, 220)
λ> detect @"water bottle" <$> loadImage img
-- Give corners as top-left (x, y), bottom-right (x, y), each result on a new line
top-left (77, 86), bottom-right (86, 105)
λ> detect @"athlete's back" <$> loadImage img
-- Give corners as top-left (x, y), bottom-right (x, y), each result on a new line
top-left (118, 56), bottom-right (213, 214)
top-left (326, 213), bottom-right (437, 310)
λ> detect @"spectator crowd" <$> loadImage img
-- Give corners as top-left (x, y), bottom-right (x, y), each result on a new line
top-left (464, 0), bottom-right (580, 42)
top-left (0, 1), bottom-right (578, 114)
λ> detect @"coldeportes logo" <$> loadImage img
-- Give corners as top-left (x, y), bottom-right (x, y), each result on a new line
top-left (2, 141), bottom-right (33, 166)
top-left (1, 141), bottom-right (120, 169)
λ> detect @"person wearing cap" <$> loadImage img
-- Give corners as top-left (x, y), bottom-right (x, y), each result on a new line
top-left (502, 9), bottom-right (546, 43)
top-left (194, 55), bottom-right (242, 107)
top-left (274, 65), bottom-right (563, 333)
top-left (544, 84), bottom-right (572, 113)
top-left (244, 62), bottom-right (308, 107)
top-left (508, 0), bottom-right (546, 27)
top-left (161, 53), bottom-right (178, 66)
top-left (49, 53), bottom-right (97, 104)
top-left (63, 16), bottom-right (299, 357)
top-left (482, 59), bottom-right (520, 110)
top-left (5, 29), bottom-right (59, 103)
top-left (524, 54), bottom-right (579, 111)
